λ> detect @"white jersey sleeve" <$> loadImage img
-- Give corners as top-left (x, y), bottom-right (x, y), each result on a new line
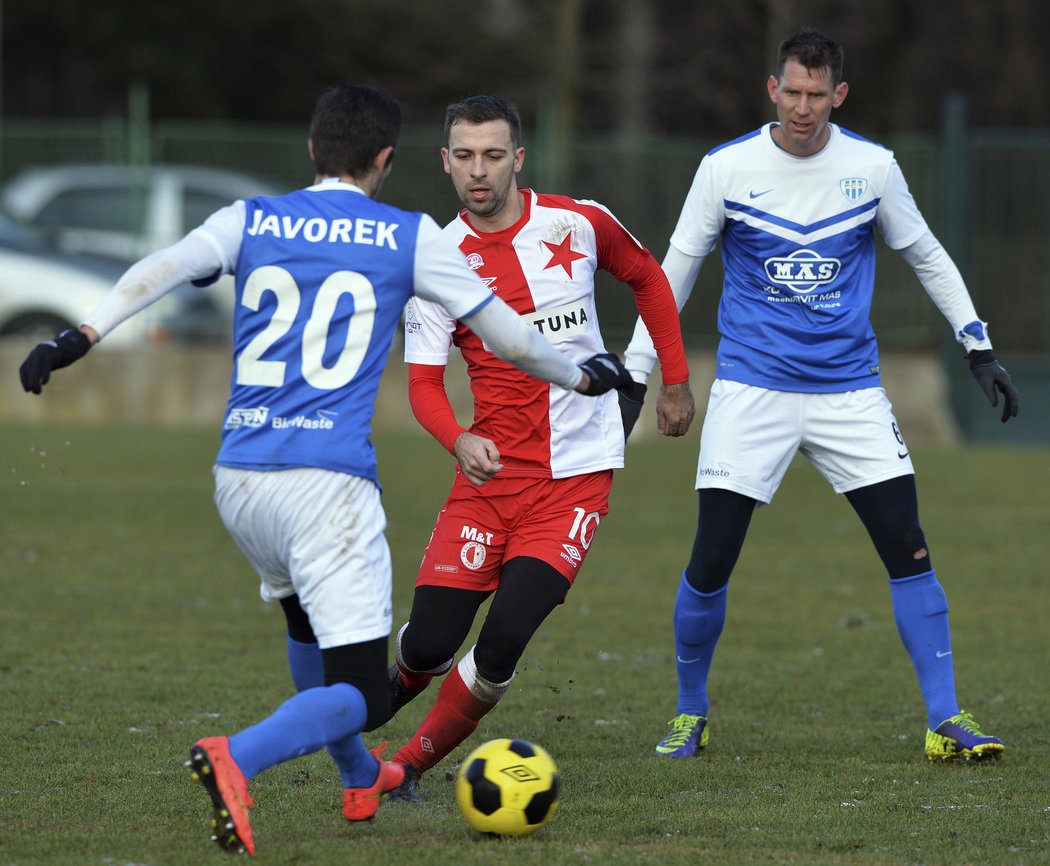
top-left (411, 215), bottom-right (496, 320)
top-left (873, 161), bottom-right (929, 251)
top-left (669, 157), bottom-right (726, 259)
top-left (82, 202), bottom-right (244, 339)
top-left (898, 230), bottom-right (991, 352)
top-left (410, 215), bottom-right (583, 390)
top-left (403, 292), bottom-right (455, 365)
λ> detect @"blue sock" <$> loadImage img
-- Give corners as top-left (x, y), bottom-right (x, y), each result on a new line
top-left (287, 635), bottom-right (325, 691)
top-left (673, 572), bottom-right (727, 717)
top-left (328, 733), bottom-right (379, 789)
top-left (228, 683), bottom-right (369, 780)
top-left (283, 640), bottom-right (377, 787)
top-left (889, 569), bottom-right (959, 729)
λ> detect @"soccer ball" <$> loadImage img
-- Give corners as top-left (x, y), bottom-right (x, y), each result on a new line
top-left (455, 738), bottom-right (560, 836)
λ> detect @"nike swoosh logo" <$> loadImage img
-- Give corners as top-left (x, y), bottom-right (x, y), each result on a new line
top-left (898, 451), bottom-right (910, 459)
top-left (936, 650), bottom-right (952, 658)
top-left (749, 188), bottom-right (773, 199)
top-left (676, 656), bottom-right (702, 664)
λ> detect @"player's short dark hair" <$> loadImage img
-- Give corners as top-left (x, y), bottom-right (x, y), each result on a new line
top-left (309, 84), bottom-right (402, 179)
top-left (776, 27), bottom-right (845, 85)
top-left (443, 95), bottom-right (522, 149)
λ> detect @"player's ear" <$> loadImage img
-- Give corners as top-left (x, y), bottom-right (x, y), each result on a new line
top-left (833, 81), bottom-right (849, 109)
top-left (767, 74), bottom-right (780, 104)
top-left (513, 147), bottom-right (525, 174)
top-left (441, 147), bottom-right (452, 175)
top-left (374, 145), bottom-right (395, 178)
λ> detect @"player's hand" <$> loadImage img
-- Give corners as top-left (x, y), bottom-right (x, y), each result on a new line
top-left (618, 381), bottom-right (647, 439)
top-left (656, 381), bottom-right (695, 438)
top-left (19, 327), bottom-right (93, 394)
top-left (454, 432), bottom-right (504, 486)
top-left (576, 352), bottom-right (632, 396)
top-left (968, 349), bottom-right (1019, 423)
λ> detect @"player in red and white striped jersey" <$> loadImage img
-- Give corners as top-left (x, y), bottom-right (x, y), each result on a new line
top-left (377, 96), bottom-right (694, 802)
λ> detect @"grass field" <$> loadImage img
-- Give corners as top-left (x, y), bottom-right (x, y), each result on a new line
top-left (1, 423), bottom-right (1047, 866)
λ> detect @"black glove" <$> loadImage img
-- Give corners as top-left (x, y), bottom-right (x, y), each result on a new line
top-left (578, 352), bottom-right (633, 396)
top-left (618, 381), bottom-right (648, 439)
top-left (19, 327), bottom-right (93, 395)
top-left (968, 349), bottom-right (1019, 423)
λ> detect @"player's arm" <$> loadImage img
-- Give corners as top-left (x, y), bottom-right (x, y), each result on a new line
top-left (610, 247), bottom-right (694, 437)
top-left (898, 230), bottom-right (1019, 422)
top-left (412, 216), bottom-right (629, 396)
top-left (408, 363), bottom-right (503, 486)
top-left (616, 243), bottom-right (704, 436)
top-left (619, 157), bottom-right (719, 435)
top-left (19, 214), bottom-right (237, 395)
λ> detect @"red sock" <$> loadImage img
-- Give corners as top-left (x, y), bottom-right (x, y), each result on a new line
top-left (398, 668), bottom-right (433, 693)
top-left (393, 666), bottom-right (493, 771)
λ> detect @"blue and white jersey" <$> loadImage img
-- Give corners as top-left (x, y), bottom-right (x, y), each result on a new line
top-left (192, 179), bottom-right (494, 481)
top-left (671, 123), bottom-right (928, 392)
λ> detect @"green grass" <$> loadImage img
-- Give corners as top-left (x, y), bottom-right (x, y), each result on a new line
top-left (1, 423), bottom-right (1047, 866)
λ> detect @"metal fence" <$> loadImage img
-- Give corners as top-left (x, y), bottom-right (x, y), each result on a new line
top-left (1, 107), bottom-right (1046, 441)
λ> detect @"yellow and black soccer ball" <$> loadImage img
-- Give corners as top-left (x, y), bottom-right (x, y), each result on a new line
top-left (455, 738), bottom-right (559, 836)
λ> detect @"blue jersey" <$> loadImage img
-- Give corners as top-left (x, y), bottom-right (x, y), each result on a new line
top-left (201, 182), bottom-right (422, 481)
top-left (670, 123), bottom-right (928, 392)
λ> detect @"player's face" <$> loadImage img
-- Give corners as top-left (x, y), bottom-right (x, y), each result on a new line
top-left (442, 119), bottom-right (525, 230)
top-left (767, 59), bottom-right (848, 156)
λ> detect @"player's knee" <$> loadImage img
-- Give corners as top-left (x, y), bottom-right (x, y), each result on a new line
top-left (400, 624), bottom-right (458, 672)
top-left (321, 638), bottom-right (389, 731)
top-left (472, 639), bottom-right (523, 685)
top-left (880, 525), bottom-right (931, 577)
top-left (684, 551), bottom-right (733, 594)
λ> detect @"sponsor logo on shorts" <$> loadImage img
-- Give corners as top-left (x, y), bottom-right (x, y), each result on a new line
top-left (224, 406), bottom-right (269, 429)
top-left (698, 466), bottom-right (731, 478)
top-left (562, 544), bottom-right (582, 563)
top-left (460, 541), bottom-right (487, 570)
top-left (460, 526), bottom-right (494, 545)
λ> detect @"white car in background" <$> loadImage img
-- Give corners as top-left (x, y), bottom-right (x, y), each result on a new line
top-left (1, 164), bottom-right (284, 329)
top-left (0, 212), bottom-right (214, 348)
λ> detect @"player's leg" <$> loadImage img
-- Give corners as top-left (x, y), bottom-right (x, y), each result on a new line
top-left (280, 594), bottom-right (324, 691)
top-left (186, 641), bottom-right (387, 853)
top-left (808, 390), bottom-right (1003, 761)
top-left (379, 473), bottom-right (505, 730)
top-left (658, 382), bottom-right (795, 758)
top-left (391, 557), bottom-right (569, 798)
top-left (846, 476), bottom-right (1003, 761)
top-left (657, 488), bottom-right (755, 757)
top-left (374, 585), bottom-right (489, 730)
top-left (190, 466), bottom-right (403, 851)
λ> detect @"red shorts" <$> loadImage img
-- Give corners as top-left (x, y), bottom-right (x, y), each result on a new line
top-left (416, 469), bottom-right (614, 592)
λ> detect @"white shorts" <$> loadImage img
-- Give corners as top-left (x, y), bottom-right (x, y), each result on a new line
top-left (212, 465), bottom-right (392, 649)
top-left (696, 380), bottom-right (915, 503)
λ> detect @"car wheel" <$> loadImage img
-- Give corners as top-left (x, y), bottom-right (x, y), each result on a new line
top-left (0, 312), bottom-right (73, 342)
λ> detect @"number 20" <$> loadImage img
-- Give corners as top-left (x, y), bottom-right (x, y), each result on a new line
top-left (237, 265), bottom-right (377, 390)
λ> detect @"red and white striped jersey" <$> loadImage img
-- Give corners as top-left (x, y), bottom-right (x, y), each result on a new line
top-left (404, 188), bottom-right (687, 479)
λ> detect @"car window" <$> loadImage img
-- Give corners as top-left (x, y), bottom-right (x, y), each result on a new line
top-left (183, 190), bottom-right (236, 233)
top-left (34, 186), bottom-right (149, 233)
